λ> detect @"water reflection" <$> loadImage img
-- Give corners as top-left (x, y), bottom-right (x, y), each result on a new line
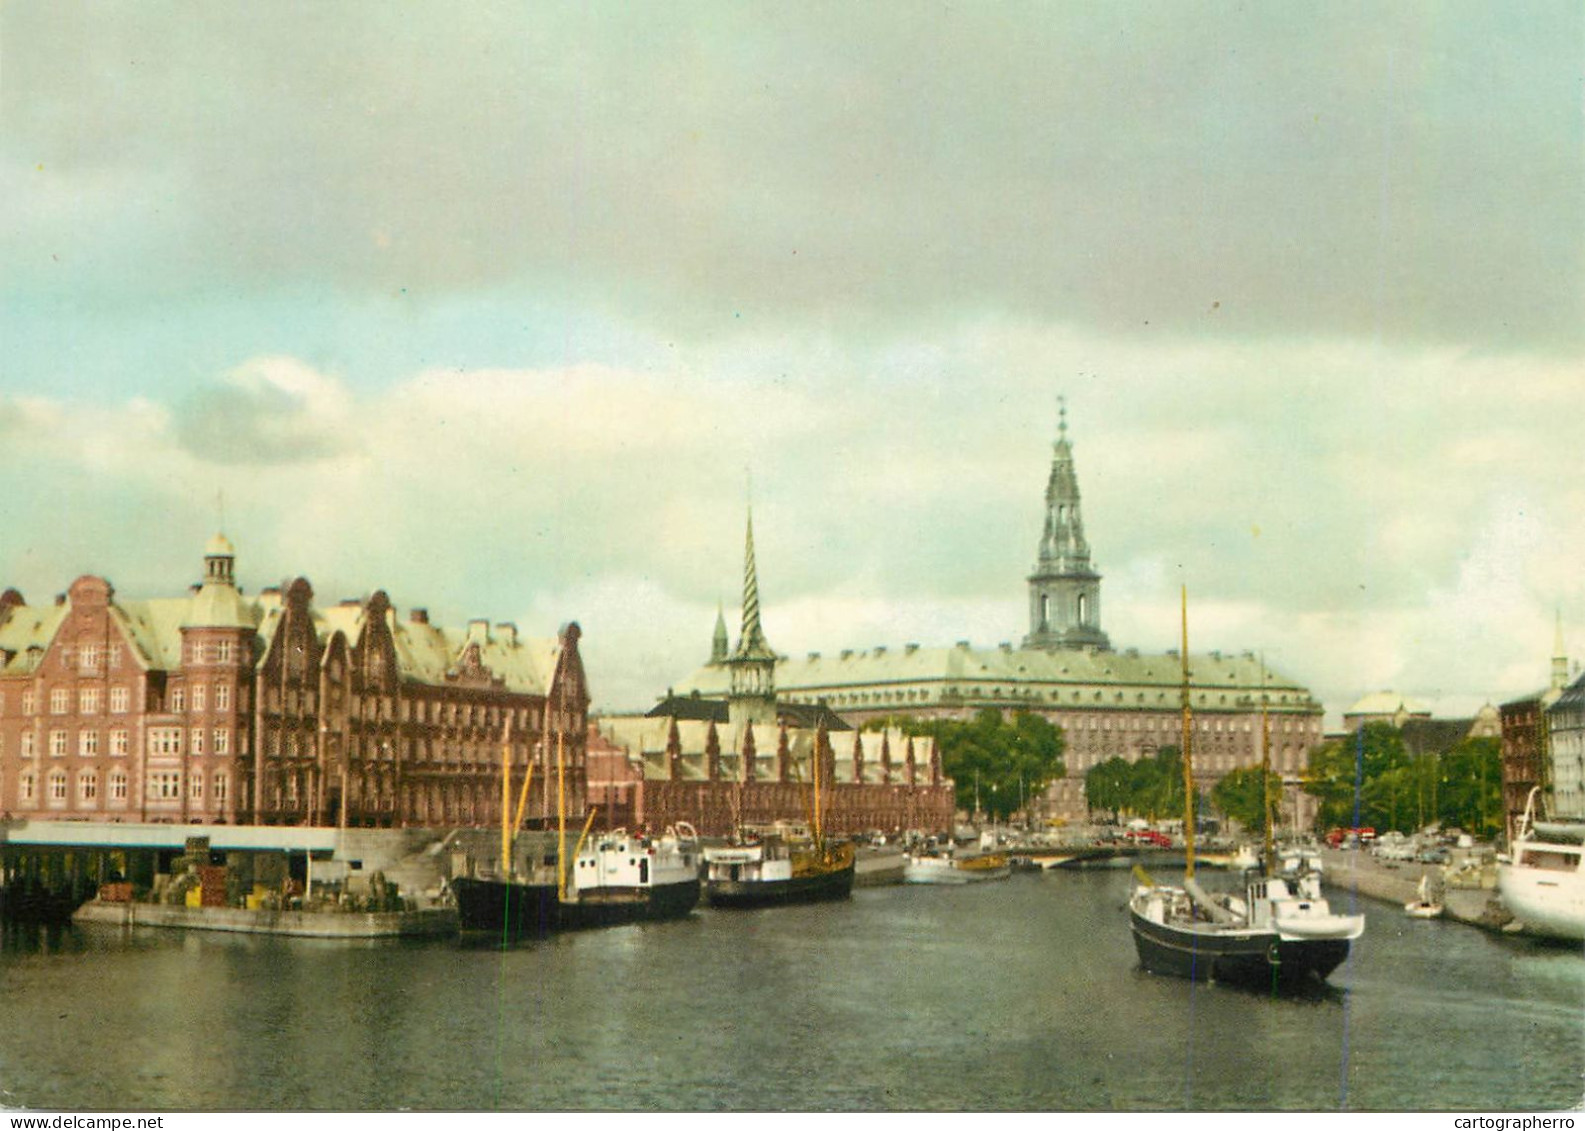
top-left (0, 873), bottom-right (1579, 1112)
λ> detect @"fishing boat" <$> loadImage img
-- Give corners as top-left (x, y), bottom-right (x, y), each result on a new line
top-left (1404, 874), bottom-right (1444, 920)
top-left (1496, 787), bottom-right (1585, 941)
top-left (455, 700), bottom-right (700, 936)
top-left (903, 848), bottom-right (1012, 884)
top-left (1128, 589), bottom-right (1364, 986)
top-left (554, 821), bottom-right (702, 930)
top-left (703, 731), bottom-right (856, 908)
top-left (450, 718), bottom-right (558, 935)
top-left (702, 832), bottom-right (856, 908)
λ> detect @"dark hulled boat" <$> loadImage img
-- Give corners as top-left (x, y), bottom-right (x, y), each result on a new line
top-left (1128, 851), bottom-right (1362, 986)
top-left (702, 835), bottom-right (855, 909)
top-left (1127, 589), bottom-right (1362, 988)
top-left (451, 874), bottom-right (559, 935)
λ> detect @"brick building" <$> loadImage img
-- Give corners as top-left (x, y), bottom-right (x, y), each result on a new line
top-left (592, 514), bottom-right (956, 837)
top-left (0, 537), bottom-right (585, 829)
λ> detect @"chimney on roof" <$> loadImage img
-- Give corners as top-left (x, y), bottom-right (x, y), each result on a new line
top-left (956, 640), bottom-right (970, 650)
top-left (340, 598), bottom-right (361, 607)
top-left (905, 643), bottom-right (919, 654)
top-left (467, 619), bottom-right (489, 645)
top-left (873, 646), bottom-right (886, 656)
top-left (54, 593), bottom-right (66, 606)
top-left (409, 608), bottom-right (429, 625)
top-left (999, 642), bottom-right (1012, 651)
top-left (496, 623), bottom-right (517, 646)
top-left (189, 584), bottom-right (201, 595)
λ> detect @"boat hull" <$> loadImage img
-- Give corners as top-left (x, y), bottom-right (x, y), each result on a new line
top-left (555, 878), bottom-right (701, 931)
top-left (452, 876), bottom-right (700, 935)
top-left (704, 861), bottom-right (855, 909)
top-left (451, 876), bottom-right (560, 936)
top-left (1497, 865), bottom-right (1585, 941)
top-left (1129, 905), bottom-right (1352, 986)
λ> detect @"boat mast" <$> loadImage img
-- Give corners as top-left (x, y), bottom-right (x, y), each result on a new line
top-left (500, 717), bottom-right (513, 877)
top-left (1180, 585), bottom-right (1195, 880)
top-left (557, 702), bottom-right (568, 902)
top-left (1261, 661), bottom-right (1275, 870)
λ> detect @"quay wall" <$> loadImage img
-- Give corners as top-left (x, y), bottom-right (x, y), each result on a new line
top-left (74, 900), bottom-right (457, 938)
top-left (1318, 847), bottom-right (1511, 932)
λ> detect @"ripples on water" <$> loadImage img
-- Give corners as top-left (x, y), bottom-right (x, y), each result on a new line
top-left (1, 870), bottom-right (1580, 1112)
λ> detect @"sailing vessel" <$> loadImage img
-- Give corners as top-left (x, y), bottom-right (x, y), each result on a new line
top-left (454, 696), bottom-right (701, 936)
top-left (450, 718), bottom-right (559, 935)
top-left (1404, 873), bottom-right (1444, 920)
top-left (903, 847), bottom-right (1012, 884)
top-left (704, 732), bottom-right (856, 908)
top-left (1497, 787), bottom-right (1585, 941)
top-left (1128, 589), bottom-right (1364, 986)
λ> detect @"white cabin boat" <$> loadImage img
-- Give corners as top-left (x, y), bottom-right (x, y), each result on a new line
top-left (1497, 788), bottom-right (1585, 941)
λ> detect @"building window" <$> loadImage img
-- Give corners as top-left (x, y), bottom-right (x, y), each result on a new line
top-left (81, 644), bottom-right (103, 673)
top-left (20, 732), bottom-right (35, 759)
top-left (217, 640), bottom-right (234, 663)
top-left (189, 774), bottom-right (203, 801)
top-left (149, 728), bottom-right (182, 757)
top-left (147, 772), bottom-right (181, 801)
top-left (109, 770), bottom-right (128, 803)
top-left (19, 772), bottom-right (35, 803)
top-left (22, 690), bottom-right (36, 715)
top-left (190, 728), bottom-right (204, 756)
top-left (110, 686), bottom-right (129, 713)
top-left (79, 730), bottom-right (99, 757)
top-left (171, 688), bottom-right (185, 713)
top-left (78, 771), bottom-right (98, 804)
top-left (50, 688), bottom-right (69, 715)
top-left (192, 685), bottom-right (206, 712)
top-left (214, 728), bottom-right (230, 756)
top-left (79, 687), bottom-right (101, 714)
top-left (213, 773), bottom-right (228, 804)
top-left (48, 770), bottom-right (67, 805)
top-left (50, 729), bottom-right (67, 758)
top-left (216, 684), bottom-right (231, 712)
top-left (111, 729), bottom-right (128, 757)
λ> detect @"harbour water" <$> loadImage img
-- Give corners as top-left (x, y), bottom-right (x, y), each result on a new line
top-left (1, 869), bottom-right (1580, 1112)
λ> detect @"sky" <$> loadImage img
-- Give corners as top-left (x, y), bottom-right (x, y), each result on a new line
top-left (2, 3), bottom-right (1581, 725)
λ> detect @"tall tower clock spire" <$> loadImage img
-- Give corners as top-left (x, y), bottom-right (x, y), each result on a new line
top-left (726, 509), bottom-right (778, 725)
top-left (1022, 398), bottom-right (1111, 652)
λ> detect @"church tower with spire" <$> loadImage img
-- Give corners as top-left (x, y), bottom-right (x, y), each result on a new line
top-left (725, 510), bottom-right (779, 726)
top-left (1022, 400), bottom-right (1111, 652)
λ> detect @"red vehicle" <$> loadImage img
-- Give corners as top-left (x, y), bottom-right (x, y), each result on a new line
top-left (1326, 827), bottom-right (1377, 848)
top-left (1126, 829), bottom-right (1173, 848)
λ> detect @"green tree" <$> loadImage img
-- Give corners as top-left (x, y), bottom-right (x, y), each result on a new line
top-left (1436, 736), bottom-right (1503, 838)
top-left (1212, 763), bottom-right (1280, 834)
top-left (1085, 756), bottom-right (1134, 821)
top-left (925, 708), bottom-right (1066, 821)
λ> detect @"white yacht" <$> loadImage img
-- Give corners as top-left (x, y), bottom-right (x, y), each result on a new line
top-left (1497, 788), bottom-right (1585, 941)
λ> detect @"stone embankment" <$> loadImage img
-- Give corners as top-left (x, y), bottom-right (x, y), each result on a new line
top-left (74, 899), bottom-right (458, 938)
top-left (1319, 847), bottom-right (1512, 932)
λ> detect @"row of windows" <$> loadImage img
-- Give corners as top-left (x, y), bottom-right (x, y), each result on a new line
top-left (6, 683), bottom-right (239, 717)
top-left (3, 727), bottom-right (236, 758)
top-left (14, 768), bottom-right (230, 805)
top-left (819, 684), bottom-right (1311, 710)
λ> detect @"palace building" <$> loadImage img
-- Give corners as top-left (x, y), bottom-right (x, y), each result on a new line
top-left (0, 537), bottom-right (585, 829)
top-left (670, 406), bottom-right (1324, 823)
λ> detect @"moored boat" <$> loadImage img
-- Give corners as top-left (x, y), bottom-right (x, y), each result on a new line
top-left (904, 849), bottom-right (1011, 884)
top-left (1497, 787), bottom-right (1585, 941)
top-left (554, 823), bottom-right (701, 930)
top-left (703, 834), bottom-right (855, 908)
top-left (1404, 874), bottom-right (1444, 920)
top-left (1127, 590), bottom-right (1363, 987)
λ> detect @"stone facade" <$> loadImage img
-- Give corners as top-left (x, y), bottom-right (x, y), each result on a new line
top-left (1546, 672), bottom-right (1585, 819)
top-left (0, 538), bottom-right (586, 829)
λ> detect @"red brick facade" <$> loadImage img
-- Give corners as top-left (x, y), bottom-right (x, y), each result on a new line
top-left (0, 542), bottom-right (586, 829)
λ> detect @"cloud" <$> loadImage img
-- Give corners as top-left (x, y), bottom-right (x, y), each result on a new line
top-left (1, 327), bottom-right (1581, 728)
top-left (173, 358), bottom-right (359, 465)
top-left (2, 4), bottom-right (1580, 354)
